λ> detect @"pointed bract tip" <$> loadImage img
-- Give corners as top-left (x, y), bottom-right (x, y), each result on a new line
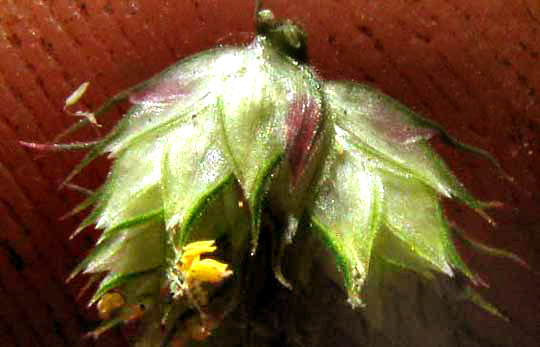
top-left (69, 224), bottom-right (89, 240)
top-left (65, 81), bottom-right (90, 108)
top-left (475, 208), bottom-right (497, 227)
top-left (59, 212), bottom-right (73, 222)
top-left (480, 200), bottom-right (505, 209)
top-left (493, 167), bottom-right (514, 188)
top-left (20, 140), bottom-right (45, 150)
top-left (65, 271), bottom-right (79, 284)
top-left (463, 286), bottom-right (509, 322)
top-left (20, 140), bottom-right (99, 152)
top-left (19, 141), bottom-right (61, 152)
top-left (76, 279), bottom-right (95, 300)
top-left (273, 267), bottom-right (293, 290)
top-left (471, 274), bottom-right (490, 288)
top-left (60, 201), bottom-right (92, 221)
top-left (453, 226), bottom-right (530, 270)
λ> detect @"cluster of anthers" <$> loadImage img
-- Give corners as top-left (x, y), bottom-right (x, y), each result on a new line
top-left (174, 240), bottom-right (233, 308)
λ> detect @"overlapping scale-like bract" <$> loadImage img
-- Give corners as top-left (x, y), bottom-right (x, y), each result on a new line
top-left (309, 81), bottom-right (483, 307)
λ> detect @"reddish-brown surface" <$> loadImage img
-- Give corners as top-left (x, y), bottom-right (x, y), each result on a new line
top-left (0, 1), bottom-right (538, 346)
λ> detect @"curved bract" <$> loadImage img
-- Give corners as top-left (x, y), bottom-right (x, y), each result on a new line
top-left (49, 7), bottom-right (519, 347)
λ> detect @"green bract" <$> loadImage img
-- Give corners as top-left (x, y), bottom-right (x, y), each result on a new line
top-left (46, 7), bottom-right (518, 347)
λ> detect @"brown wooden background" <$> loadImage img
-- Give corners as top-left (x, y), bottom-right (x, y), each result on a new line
top-left (0, 1), bottom-right (538, 346)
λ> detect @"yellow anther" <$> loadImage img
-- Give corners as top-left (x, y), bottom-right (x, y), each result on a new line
top-left (178, 240), bottom-right (233, 285)
top-left (182, 240), bottom-right (217, 252)
top-left (97, 292), bottom-right (125, 320)
top-left (181, 241), bottom-right (217, 268)
top-left (188, 258), bottom-right (233, 284)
